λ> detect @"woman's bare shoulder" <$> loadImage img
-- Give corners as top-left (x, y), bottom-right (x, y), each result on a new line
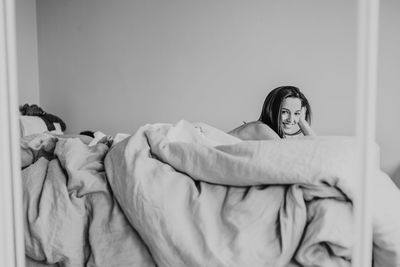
top-left (228, 121), bottom-right (279, 140)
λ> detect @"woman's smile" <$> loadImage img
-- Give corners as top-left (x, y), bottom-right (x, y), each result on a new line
top-left (282, 122), bottom-right (295, 129)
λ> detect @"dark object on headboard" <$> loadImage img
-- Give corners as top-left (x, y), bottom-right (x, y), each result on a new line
top-left (20, 104), bottom-right (66, 131)
top-left (80, 130), bottom-right (95, 138)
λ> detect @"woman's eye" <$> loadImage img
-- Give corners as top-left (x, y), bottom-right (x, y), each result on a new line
top-left (282, 110), bottom-right (288, 114)
top-left (295, 112), bottom-right (301, 116)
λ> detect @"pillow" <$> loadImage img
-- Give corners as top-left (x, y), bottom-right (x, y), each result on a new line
top-left (20, 116), bottom-right (47, 136)
top-left (20, 116), bottom-right (63, 136)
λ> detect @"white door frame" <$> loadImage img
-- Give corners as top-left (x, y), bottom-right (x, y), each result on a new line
top-left (0, 0), bottom-right (26, 266)
top-left (0, 0), bottom-right (379, 266)
top-left (353, 0), bottom-right (379, 266)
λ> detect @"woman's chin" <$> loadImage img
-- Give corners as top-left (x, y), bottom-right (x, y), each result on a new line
top-left (283, 125), bottom-right (299, 135)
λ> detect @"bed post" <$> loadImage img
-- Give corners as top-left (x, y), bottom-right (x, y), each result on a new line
top-left (0, 0), bottom-right (26, 266)
top-left (354, 0), bottom-right (380, 266)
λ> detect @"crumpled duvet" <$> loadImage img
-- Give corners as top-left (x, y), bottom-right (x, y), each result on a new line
top-left (105, 120), bottom-right (400, 267)
top-left (21, 121), bottom-right (400, 267)
top-left (21, 134), bottom-right (155, 267)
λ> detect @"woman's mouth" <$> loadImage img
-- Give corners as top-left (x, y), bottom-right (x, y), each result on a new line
top-left (282, 122), bottom-right (294, 129)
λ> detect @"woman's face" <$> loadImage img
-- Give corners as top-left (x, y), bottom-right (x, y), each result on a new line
top-left (280, 97), bottom-right (302, 134)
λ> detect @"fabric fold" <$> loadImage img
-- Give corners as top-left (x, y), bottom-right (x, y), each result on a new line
top-left (105, 120), bottom-right (384, 267)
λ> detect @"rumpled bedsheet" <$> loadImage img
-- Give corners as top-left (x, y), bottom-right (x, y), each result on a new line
top-left (21, 121), bottom-right (400, 267)
top-left (21, 133), bottom-right (155, 267)
top-left (105, 120), bottom-right (400, 267)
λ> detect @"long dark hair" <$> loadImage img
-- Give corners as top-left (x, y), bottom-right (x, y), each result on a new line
top-left (259, 86), bottom-right (312, 137)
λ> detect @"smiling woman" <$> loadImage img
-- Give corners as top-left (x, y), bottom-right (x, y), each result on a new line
top-left (259, 86), bottom-right (316, 138)
top-left (229, 86), bottom-right (316, 140)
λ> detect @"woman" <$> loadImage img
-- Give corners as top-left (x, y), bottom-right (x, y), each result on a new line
top-left (229, 86), bottom-right (316, 140)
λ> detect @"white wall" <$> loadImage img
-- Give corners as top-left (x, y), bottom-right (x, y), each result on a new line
top-left (377, 0), bottom-right (400, 183)
top-left (6, 0), bottom-right (394, 262)
top-left (35, 0), bottom-right (400, 179)
top-left (36, 0), bottom-right (357, 136)
top-left (15, 0), bottom-right (39, 105)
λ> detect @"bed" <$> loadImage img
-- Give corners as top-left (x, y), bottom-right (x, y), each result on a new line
top-left (20, 120), bottom-right (400, 267)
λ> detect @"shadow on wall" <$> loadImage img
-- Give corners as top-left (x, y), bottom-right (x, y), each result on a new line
top-left (391, 166), bottom-right (400, 189)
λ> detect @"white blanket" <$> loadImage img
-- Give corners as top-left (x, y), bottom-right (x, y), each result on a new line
top-left (105, 120), bottom-right (400, 267)
top-left (21, 121), bottom-right (400, 267)
top-left (21, 133), bottom-right (155, 267)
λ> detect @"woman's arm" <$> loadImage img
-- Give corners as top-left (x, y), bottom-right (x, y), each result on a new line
top-left (228, 121), bottom-right (280, 140)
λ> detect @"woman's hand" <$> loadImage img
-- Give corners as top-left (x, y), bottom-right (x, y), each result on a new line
top-left (298, 107), bottom-right (307, 127)
top-left (298, 107), bottom-right (316, 136)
